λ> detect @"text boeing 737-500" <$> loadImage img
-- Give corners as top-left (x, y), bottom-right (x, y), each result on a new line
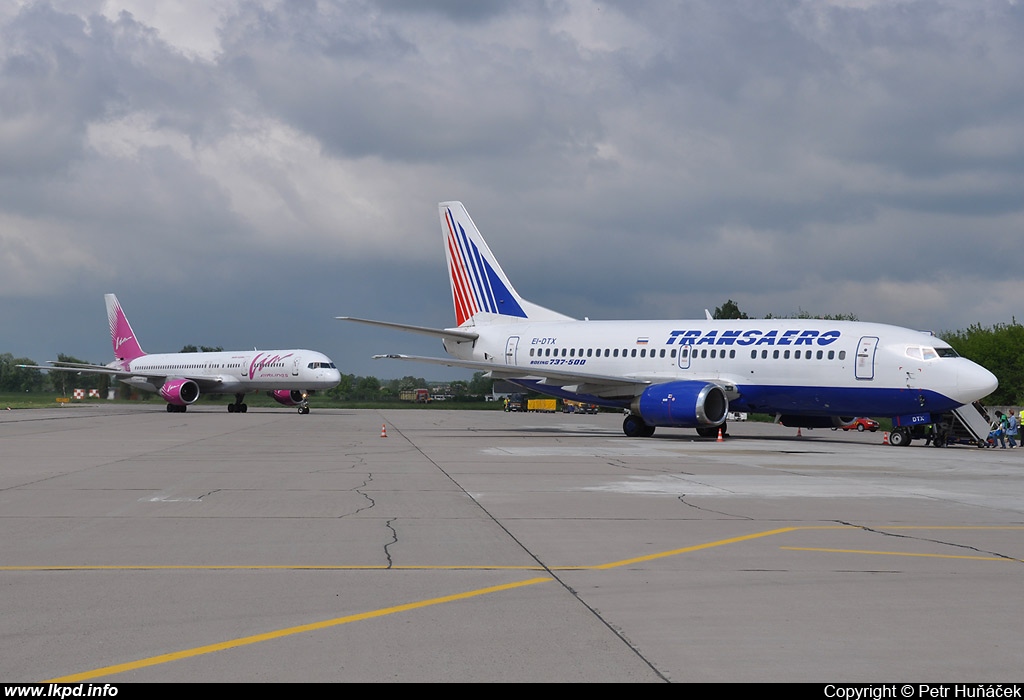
top-left (338, 201), bottom-right (997, 441)
top-left (23, 294), bottom-right (341, 414)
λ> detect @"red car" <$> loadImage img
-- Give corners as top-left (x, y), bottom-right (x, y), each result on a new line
top-left (839, 417), bottom-right (880, 432)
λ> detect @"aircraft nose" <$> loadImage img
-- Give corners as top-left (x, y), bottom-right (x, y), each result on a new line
top-left (958, 361), bottom-right (998, 403)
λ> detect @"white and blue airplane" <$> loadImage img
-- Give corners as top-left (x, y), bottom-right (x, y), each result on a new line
top-left (339, 201), bottom-right (997, 443)
top-left (24, 294), bottom-right (341, 414)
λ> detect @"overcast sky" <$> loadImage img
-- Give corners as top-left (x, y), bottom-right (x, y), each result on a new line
top-left (2, 0), bottom-right (1022, 380)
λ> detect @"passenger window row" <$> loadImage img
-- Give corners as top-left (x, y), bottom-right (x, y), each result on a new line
top-left (527, 347), bottom-right (847, 360)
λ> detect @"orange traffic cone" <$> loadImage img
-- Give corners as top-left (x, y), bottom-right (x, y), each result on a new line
top-left (716, 427), bottom-right (724, 442)
top-left (380, 423), bottom-right (388, 438)
top-left (883, 431), bottom-right (889, 445)
top-left (796, 427), bottom-right (803, 437)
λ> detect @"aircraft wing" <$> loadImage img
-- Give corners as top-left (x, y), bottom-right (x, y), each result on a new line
top-left (337, 317), bottom-right (479, 342)
top-left (372, 353), bottom-right (648, 389)
top-left (19, 362), bottom-right (226, 388)
top-left (18, 362), bottom-right (127, 376)
top-left (373, 354), bottom-right (741, 402)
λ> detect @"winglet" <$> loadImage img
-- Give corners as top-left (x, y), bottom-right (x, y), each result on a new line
top-left (105, 294), bottom-right (146, 362)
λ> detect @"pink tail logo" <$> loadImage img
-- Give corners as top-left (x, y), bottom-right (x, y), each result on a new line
top-left (104, 294), bottom-right (146, 363)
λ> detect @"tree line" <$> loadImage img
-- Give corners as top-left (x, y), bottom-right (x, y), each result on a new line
top-left (325, 373), bottom-right (494, 402)
top-left (5, 311), bottom-right (1023, 405)
top-left (0, 353), bottom-right (109, 394)
top-left (0, 356), bottom-right (496, 403)
top-left (938, 323), bottom-right (1024, 405)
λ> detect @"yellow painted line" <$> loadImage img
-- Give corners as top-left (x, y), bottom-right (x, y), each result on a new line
top-left (3, 527), bottom-right (816, 573)
top-left (35, 524), bottom-right (1024, 680)
top-left (781, 546), bottom-right (1023, 563)
top-left (792, 525), bottom-right (859, 530)
top-left (46, 576), bottom-right (553, 683)
top-left (1, 564), bottom-right (553, 571)
top-left (593, 527), bottom-right (799, 570)
top-left (11, 526), bottom-right (1024, 573)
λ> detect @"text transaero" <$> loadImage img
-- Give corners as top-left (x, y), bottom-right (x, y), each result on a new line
top-left (667, 329), bottom-right (841, 347)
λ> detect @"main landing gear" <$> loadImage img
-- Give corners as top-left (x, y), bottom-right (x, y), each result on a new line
top-left (228, 394), bottom-right (248, 413)
top-left (696, 425), bottom-right (727, 438)
top-left (622, 414), bottom-right (656, 437)
top-left (227, 392), bottom-right (312, 414)
top-left (166, 404), bottom-right (187, 413)
top-left (622, 413), bottom-right (729, 439)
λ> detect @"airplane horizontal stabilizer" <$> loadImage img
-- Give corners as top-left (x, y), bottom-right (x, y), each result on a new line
top-left (337, 317), bottom-right (479, 342)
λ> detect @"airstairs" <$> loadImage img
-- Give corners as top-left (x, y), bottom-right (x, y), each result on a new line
top-left (889, 402), bottom-right (991, 447)
top-left (948, 402), bottom-right (993, 446)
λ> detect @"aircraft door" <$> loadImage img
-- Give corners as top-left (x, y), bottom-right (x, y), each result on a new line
top-left (677, 342), bottom-right (692, 370)
top-left (855, 336), bottom-right (879, 380)
top-left (292, 355), bottom-right (301, 376)
top-left (505, 336), bottom-right (520, 366)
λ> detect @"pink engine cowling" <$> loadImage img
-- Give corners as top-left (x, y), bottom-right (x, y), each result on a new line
top-left (159, 379), bottom-right (200, 406)
top-left (271, 389), bottom-right (306, 406)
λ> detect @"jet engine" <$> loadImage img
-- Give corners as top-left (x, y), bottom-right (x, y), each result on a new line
top-left (631, 381), bottom-right (729, 428)
top-left (159, 379), bottom-right (200, 406)
top-left (271, 389), bottom-right (306, 407)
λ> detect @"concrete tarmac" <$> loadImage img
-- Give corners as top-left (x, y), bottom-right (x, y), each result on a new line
top-left (1, 405), bottom-right (1022, 682)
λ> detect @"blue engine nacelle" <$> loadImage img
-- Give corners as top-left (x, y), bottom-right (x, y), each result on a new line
top-left (631, 381), bottom-right (728, 428)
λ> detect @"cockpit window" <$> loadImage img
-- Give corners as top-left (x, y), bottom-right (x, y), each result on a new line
top-left (307, 362), bottom-right (337, 369)
top-left (907, 345), bottom-right (958, 360)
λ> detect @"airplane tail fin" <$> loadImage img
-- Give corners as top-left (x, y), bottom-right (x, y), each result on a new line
top-left (439, 201), bottom-right (574, 326)
top-left (105, 294), bottom-right (146, 362)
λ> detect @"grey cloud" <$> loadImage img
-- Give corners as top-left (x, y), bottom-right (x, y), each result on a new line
top-left (2, 0), bottom-right (1023, 377)
top-left (217, 1), bottom-right (601, 164)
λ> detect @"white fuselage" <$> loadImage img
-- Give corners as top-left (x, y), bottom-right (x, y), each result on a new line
top-left (119, 349), bottom-right (341, 395)
top-left (342, 201), bottom-right (1000, 434)
top-left (444, 318), bottom-right (996, 417)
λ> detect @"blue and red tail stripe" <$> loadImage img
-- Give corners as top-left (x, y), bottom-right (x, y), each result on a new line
top-left (444, 206), bottom-right (527, 326)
